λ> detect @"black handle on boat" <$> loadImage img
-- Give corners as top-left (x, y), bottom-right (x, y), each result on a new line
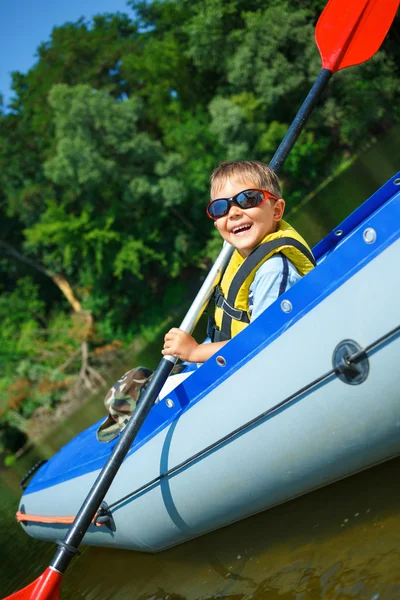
top-left (20, 460), bottom-right (48, 491)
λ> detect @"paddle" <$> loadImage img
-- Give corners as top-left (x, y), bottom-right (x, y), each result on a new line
top-left (5, 0), bottom-right (398, 598)
top-left (270, 0), bottom-right (399, 173)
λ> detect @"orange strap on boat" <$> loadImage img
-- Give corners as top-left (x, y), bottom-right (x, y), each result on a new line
top-left (16, 511), bottom-right (75, 524)
top-left (15, 511), bottom-right (104, 526)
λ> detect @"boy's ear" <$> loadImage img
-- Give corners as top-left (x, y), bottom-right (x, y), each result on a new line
top-left (273, 198), bottom-right (285, 221)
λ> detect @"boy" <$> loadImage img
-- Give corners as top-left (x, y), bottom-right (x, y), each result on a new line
top-left (162, 160), bottom-right (315, 362)
top-left (97, 160), bottom-right (314, 441)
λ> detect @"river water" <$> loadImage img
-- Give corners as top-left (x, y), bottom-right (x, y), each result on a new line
top-left (1, 136), bottom-right (400, 599)
top-left (2, 432), bottom-right (400, 599)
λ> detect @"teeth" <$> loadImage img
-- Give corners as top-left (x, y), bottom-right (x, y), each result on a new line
top-left (233, 224), bottom-right (251, 234)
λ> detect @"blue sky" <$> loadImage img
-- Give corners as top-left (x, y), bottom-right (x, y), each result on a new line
top-left (0, 0), bottom-right (133, 108)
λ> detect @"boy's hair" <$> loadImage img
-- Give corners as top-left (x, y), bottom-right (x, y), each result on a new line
top-left (210, 160), bottom-right (282, 198)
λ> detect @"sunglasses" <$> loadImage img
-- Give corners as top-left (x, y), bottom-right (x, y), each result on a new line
top-left (206, 188), bottom-right (279, 220)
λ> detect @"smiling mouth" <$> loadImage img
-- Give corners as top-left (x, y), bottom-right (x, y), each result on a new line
top-left (232, 224), bottom-right (252, 235)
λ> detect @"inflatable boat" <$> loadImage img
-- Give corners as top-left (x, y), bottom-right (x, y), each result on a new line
top-left (17, 172), bottom-right (400, 552)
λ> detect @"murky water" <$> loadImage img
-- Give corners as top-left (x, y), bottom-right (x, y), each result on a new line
top-left (2, 442), bottom-right (400, 599)
top-left (1, 135), bottom-right (400, 599)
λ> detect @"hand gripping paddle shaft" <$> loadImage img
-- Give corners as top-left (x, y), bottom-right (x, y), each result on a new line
top-left (4, 0), bottom-right (398, 598)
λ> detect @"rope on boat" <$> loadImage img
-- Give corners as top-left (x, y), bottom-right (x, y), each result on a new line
top-left (16, 501), bottom-right (113, 528)
top-left (15, 511), bottom-right (109, 527)
top-left (16, 513), bottom-right (76, 525)
top-left (17, 323), bottom-right (400, 527)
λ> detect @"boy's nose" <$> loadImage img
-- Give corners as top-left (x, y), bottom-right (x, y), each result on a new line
top-left (228, 203), bottom-right (243, 217)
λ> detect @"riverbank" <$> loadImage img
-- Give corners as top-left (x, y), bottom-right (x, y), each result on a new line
top-left (25, 343), bottom-right (137, 443)
top-left (18, 302), bottom-right (193, 448)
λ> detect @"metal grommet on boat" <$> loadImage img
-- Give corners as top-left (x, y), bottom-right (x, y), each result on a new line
top-left (165, 398), bottom-right (174, 408)
top-left (281, 299), bottom-right (292, 313)
top-left (216, 355), bottom-right (226, 367)
top-left (334, 229), bottom-right (343, 237)
top-left (394, 178), bottom-right (400, 186)
top-left (333, 339), bottom-right (369, 385)
top-left (363, 227), bottom-right (376, 244)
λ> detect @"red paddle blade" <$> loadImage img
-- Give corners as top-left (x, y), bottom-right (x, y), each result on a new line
top-left (316, 0), bottom-right (399, 73)
top-left (3, 568), bottom-right (61, 600)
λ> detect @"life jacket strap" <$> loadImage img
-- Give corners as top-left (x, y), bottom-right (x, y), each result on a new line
top-left (214, 286), bottom-right (251, 323)
top-left (219, 237), bottom-right (315, 340)
top-left (207, 316), bottom-right (231, 343)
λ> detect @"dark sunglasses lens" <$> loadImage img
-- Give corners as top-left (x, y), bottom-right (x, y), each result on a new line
top-left (209, 199), bottom-right (229, 219)
top-left (237, 190), bottom-right (264, 209)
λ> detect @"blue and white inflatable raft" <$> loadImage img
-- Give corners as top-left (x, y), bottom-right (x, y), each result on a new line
top-left (18, 173), bottom-right (400, 552)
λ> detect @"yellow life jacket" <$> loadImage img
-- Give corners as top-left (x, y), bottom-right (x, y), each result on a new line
top-left (211, 220), bottom-right (315, 341)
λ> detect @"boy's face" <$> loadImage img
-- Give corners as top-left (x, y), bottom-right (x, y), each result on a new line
top-left (212, 178), bottom-right (285, 258)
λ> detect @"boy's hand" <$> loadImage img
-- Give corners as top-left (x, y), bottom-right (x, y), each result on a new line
top-left (162, 328), bottom-right (199, 362)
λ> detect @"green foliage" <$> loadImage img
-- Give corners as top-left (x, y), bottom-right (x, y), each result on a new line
top-left (114, 238), bottom-right (166, 279)
top-left (228, 5), bottom-right (318, 105)
top-left (0, 278), bottom-right (80, 439)
top-left (0, 278), bottom-right (45, 366)
top-left (184, 0), bottom-right (240, 73)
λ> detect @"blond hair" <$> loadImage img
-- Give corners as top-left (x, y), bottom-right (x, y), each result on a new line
top-left (210, 160), bottom-right (281, 198)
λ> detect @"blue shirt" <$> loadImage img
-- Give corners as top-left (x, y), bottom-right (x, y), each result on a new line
top-left (248, 253), bottom-right (301, 321)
